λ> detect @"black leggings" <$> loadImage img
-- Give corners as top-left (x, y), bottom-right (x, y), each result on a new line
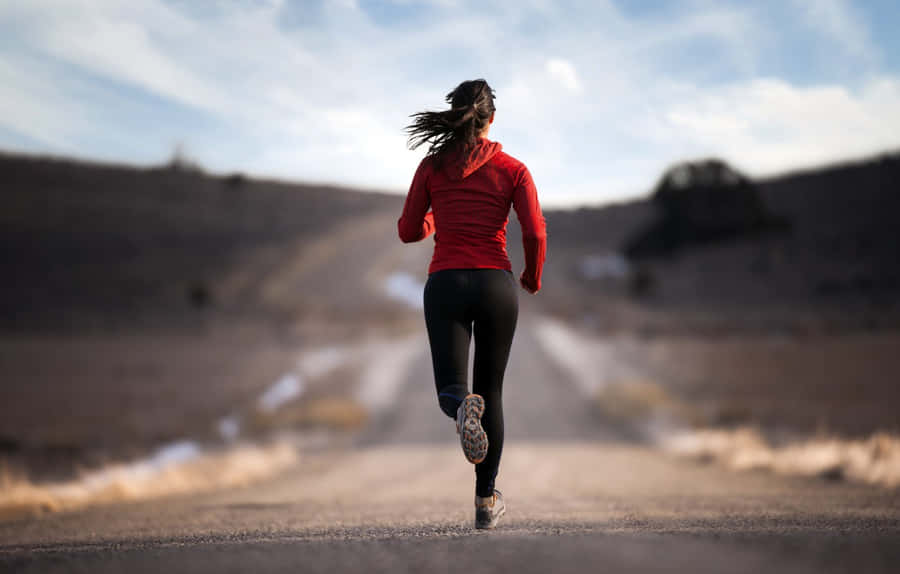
top-left (423, 268), bottom-right (519, 497)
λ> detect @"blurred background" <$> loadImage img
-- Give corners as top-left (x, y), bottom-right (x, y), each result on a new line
top-left (1, 0), bottom-right (899, 518)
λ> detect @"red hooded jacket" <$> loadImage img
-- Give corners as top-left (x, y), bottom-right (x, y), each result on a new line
top-left (398, 138), bottom-right (547, 292)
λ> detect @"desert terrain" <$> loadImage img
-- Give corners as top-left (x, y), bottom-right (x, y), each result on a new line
top-left (1, 150), bottom-right (898, 571)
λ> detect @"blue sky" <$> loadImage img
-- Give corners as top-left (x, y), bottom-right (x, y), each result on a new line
top-left (1, 0), bottom-right (898, 206)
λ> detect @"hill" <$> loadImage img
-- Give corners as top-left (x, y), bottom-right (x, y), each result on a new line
top-left (540, 153), bottom-right (900, 333)
top-left (2, 149), bottom-right (899, 477)
top-left (4, 150), bottom-right (899, 334)
top-left (0, 153), bottom-right (406, 331)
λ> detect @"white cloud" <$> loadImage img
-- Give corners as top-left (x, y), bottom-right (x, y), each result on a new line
top-left (0, 0), bottom-right (897, 206)
top-left (0, 55), bottom-right (84, 150)
top-left (6, 1), bottom-right (227, 113)
top-left (649, 76), bottom-right (900, 176)
top-left (545, 58), bottom-right (581, 93)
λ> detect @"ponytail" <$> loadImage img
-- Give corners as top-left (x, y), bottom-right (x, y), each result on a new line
top-left (405, 79), bottom-right (496, 158)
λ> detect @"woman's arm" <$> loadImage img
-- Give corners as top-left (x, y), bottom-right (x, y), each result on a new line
top-left (398, 159), bottom-right (435, 243)
top-left (512, 165), bottom-right (547, 293)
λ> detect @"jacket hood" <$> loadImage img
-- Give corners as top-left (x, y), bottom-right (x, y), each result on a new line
top-left (446, 138), bottom-right (502, 180)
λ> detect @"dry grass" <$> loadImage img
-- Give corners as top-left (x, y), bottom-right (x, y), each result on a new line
top-left (249, 397), bottom-right (369, 432)
top-left (0, 441), bottom-right (297, 521)
top-left (663, 428), bottom-right (900, 487)
top-left (593, 379), bottom-right (707, 430)
top-left (594, 379), bottom-right (676, 422)
top-left (594, 379), bottom-right (900, 488)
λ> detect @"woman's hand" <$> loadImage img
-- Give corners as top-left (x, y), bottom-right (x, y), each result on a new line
top-left (519, 272), bottom-right (540, 294)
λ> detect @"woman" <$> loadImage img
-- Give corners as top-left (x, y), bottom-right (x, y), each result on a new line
top-left (398, 79), bottom-right (547, 530)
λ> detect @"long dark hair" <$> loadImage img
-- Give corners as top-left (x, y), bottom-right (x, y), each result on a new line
top-left (405, 79), bottom-right (496, 158)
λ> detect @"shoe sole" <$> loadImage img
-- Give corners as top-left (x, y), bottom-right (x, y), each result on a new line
top-left (459, 394), bottom-right (488, 464)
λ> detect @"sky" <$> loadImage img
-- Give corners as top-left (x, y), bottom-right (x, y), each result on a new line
top-left (1, 0), bottom-right (898, 207)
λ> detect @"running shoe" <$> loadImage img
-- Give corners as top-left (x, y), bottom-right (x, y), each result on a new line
top-left (475, 489), bottom-right (506, 530)
top-left (456, 393), bottom-right (488, 464)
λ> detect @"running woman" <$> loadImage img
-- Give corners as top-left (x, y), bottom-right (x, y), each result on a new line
top-left (398, 79), bottom-right (547, 529)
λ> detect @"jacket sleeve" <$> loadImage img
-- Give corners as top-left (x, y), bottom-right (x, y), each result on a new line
top-left (512, 165), bottom-right (547, 292)
top-left (398, 158), bottom-right (435, 243)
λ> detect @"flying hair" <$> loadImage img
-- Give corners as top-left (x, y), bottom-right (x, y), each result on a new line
top-left (405, 79), bottom-right (496, 159)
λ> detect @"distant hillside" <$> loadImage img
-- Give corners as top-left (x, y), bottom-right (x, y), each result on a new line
top-left (0, 153), bottom-right (403, 331)
top-left (541, 152), bottom-right (900, 332)
top-left (3, 150), bottom-right (899, 334)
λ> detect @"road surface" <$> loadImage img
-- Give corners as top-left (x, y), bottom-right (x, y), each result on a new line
top-left (1, 319), bottom-right (898, 573)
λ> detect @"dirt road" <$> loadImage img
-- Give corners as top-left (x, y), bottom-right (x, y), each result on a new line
top-left (1, 319), bottom-right (898, 573)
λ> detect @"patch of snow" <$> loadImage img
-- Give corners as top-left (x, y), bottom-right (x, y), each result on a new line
top-left (258, 373), bottom-right (305, 413)
top-left (3, 441), bottom-right (299, 515)
top-left (298, 346), bottom-right (346, 379)
top-left (383, 272), bottom-right (424, 310)
top-left (78, 440), bottom-right (201, 491)
top-left (145, 440), bottom-right (201, 468)
top-left (218, 415), bottom-right (241, 442)
top-left (578, 253), bottom-right (630, 280)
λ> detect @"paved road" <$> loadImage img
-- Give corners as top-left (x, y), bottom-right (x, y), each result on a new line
top-left (1, 319), bottom-right (898, 573)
